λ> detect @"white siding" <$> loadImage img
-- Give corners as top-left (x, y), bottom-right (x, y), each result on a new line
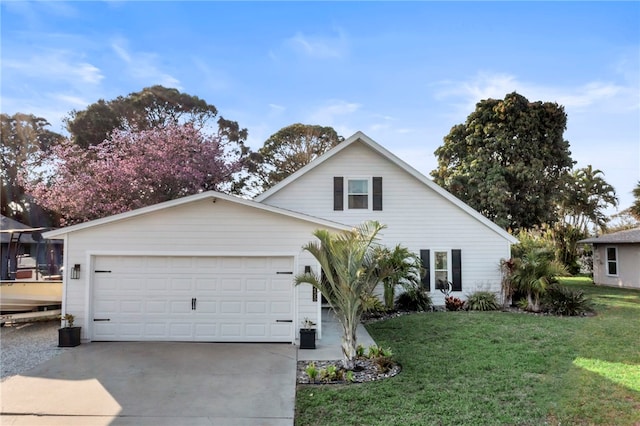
top-left (261, 142), bottom-right (513, 304)
top-left (63, 198), bottom-right (337, 341)
top-left (593, 245), bottom-right (640, 289)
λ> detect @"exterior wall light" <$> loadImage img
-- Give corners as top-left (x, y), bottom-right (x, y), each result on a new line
top-left (70, 264), bottom-right (81, 279)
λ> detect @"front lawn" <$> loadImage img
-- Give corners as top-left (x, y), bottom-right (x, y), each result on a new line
top-left (295, 278), bottom-right (640, 425)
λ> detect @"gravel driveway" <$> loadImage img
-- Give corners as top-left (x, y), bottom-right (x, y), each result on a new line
top-left (0, 320), bottom-right (66, 381)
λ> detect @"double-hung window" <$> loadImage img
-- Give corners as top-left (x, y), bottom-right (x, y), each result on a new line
top-left (434, 251), bottom-right (449, 290)
top-left (606, 247), bottom-right (618, 276)
top-left (347, 178), bottom-right (369, 209)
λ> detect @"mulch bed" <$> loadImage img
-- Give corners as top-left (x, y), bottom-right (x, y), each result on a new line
top-left (296, 358), bottom-right (401, 385)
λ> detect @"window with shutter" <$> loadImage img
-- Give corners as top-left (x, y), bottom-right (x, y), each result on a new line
top-left (421, 249), bottom-right (462, 292)
top-left (333, 176), bottom-right (383, 211)
top-left (451, 249), bottom-right (462, 291)
top-left (420, 249), bottom-right (430, 291)
top-left (333, 177), bottom-right (344, 211)
top-left (372, 177), bottom-right (382, 211)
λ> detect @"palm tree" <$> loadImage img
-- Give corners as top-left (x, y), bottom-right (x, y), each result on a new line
top-left (510, 247), bottom-right (568, 312)
top-left (559, 165), bottom-right (618, 234)
top-left (374, 245), bottom-right (423, 310)
top-left (631, 181), bottom-right (640, 220)
top-left (295, 221), bottom-right (389, 370)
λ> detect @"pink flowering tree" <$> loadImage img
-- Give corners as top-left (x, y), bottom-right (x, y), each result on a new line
top-left (22, 123), bottom-right (241, 226)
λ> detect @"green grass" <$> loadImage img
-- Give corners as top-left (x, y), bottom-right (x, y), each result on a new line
top-left (295, 278), bottom-right (640, 425)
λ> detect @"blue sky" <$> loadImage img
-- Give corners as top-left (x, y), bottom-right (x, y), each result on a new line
top-left (2, 1), bottom-right (639, 213)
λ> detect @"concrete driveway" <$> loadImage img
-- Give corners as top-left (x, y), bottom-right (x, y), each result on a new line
top-left (1, 342), bottom-right (297, 425)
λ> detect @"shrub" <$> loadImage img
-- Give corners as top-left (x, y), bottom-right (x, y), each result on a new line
top-left (320, 364), bottom-right (343, 382)
top-left (362, 295), bottom-right (388, 314)
top-left (395, 288), bottom-right (432, 311)
top-left (305, 362), bottom-right (319, 383)
top-left (445, 296), bottom-right (465, 311)
top-left (367, 345), bottom-right (381, 358)
top-left (466, 291), bottom-right (500, 311)
top-left (542, 284), bottom-right (595, 316)
top-left (375, 356), bottom-right (395, 373)
top-left (345, 370), bottom-right (354, 383)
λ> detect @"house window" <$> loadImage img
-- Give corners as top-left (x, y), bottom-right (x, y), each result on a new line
top-left (347, 179), bottom-right (369, 209)
top-left (422, 249), bottom-right (462, 292)
top-left (606, 247), bottom-right (618, 276)
top-left (333, 176), bottom-right (382, 211)
top-left (434, 251), bottom-right (449, 290)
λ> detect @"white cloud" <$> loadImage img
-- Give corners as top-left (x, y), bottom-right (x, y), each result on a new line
top-left (110, 37), bottom-right (182, 89)
top-left (434, 71), bottom-right (635, 114)
top-left (3, 51), bottom-right (104, 85)
top-left (285, 29), bottom-right (348, 59)
top-left (191, 59), bottom-right (230, 92)
top-left (307, 100), bottom-right (361, 125)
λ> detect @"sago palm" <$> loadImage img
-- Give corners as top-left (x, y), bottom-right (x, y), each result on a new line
top-left (295, 221), bottom-right (389, 370)
top-left (375, 245), bottom-right (423, 310)
top-left (511, 247), bottom-right (569, 312)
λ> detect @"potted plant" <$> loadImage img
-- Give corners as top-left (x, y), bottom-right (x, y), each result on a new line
top-left (299, 317), bottom-right (316, 349)
top-left (58, 313), bottom-right (81, 347)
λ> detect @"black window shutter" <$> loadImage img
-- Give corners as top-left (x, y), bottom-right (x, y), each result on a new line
top-left (333, 177), bottom-right (343, 211)
top-left (452, 249), bottom-right (462, 291)
top-left (372, 176), bottom-right (383, 211)
top-left (420, 249), bottom-right (430, 291)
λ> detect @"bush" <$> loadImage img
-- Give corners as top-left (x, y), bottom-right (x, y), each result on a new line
top-left (542, 284), bottom-right (595, 316)
top-left (445, 296), bottom-right (465, 311)
top-left (362, 295), bottom-right (388, 314)
top-left (466, 291), bottom-right (500, 311)
top-left (395, 288), bottom-right (432, 311)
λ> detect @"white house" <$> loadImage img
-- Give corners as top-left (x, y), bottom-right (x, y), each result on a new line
top-left (580, 228), bottom-right (640, 289)
top-left (44, 131), bottom-right (517, 344)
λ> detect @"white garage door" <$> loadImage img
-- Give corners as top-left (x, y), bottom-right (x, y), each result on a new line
top-left (92, 256), bottom-right (295, 342)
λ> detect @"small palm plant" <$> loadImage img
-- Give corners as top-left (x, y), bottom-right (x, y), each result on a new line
top-left (295, 220), bottom-right (390, 370)
top-left (374, 245), bottom-right (423, 310)
top-left (510, 247), bottom-right (569, 312)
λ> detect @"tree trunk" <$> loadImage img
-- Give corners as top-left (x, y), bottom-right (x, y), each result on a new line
top-left (383, 283), bottom-right (394, 310)
top-left (340, 317), bottom-right (357, 370)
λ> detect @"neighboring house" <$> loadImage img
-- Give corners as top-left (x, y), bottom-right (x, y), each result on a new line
top-left (43, 131), bottom-right (517, 344)
top-left (580, 228), bottom-right (640, 289)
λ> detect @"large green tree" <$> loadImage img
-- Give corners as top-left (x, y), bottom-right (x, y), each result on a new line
top-left (1, 113), bottom-right (64, 225)
top-left (295, 221), bottom-right (389, 370)
top-left (65, 85), bottom-right (248, 151)
top-left (244, 123), bottom-right (343, 195)
top-left (431, 92), bottom-right (574, 231)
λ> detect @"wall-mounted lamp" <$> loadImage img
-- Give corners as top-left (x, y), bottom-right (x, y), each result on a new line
top-left (305, 266), bottom-right (318, 301)
top-left (70, 264), bottom-right (81, 279)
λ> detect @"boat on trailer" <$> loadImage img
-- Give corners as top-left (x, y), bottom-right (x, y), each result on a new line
top-left (1, 227), bottom-right (63, 325)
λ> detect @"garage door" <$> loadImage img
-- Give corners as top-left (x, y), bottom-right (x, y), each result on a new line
top-left (92, 256), bottom-right (295, 342)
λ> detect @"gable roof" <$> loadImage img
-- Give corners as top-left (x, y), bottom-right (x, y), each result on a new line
top-left (580, 228), bottom-right (640, 244)
top-left (255, 131), bottom-right (518, 244)
top-left (43, 191), bottom-right (351, 239)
